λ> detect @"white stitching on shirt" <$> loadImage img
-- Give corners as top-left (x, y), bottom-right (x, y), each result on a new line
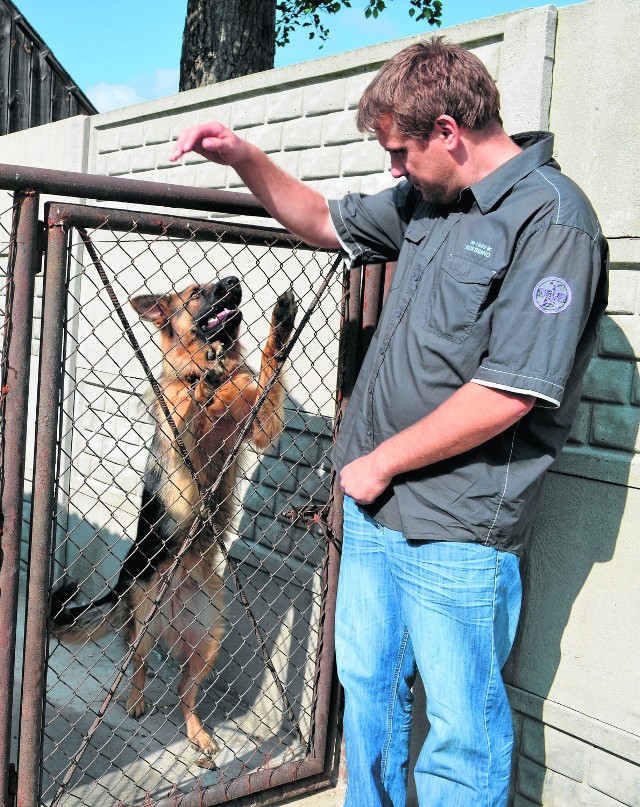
top-left (476, 365), bottom-right (564, 389)
top-left (336, 198), bottom-right (365, 262)
top-left (484, 420), bottom-right (520, 545)
top-left (471, 379), bottom-right (561, 407)
top-left (534, 168), bottom-right (561, 224)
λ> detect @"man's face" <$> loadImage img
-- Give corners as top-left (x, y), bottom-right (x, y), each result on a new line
top-left (375, 117), bottom-right (460, 204)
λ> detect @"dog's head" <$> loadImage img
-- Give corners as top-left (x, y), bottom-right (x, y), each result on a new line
top-left (130, 276), bottom-right (243, 380)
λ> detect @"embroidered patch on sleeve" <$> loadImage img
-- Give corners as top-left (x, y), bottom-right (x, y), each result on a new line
top-left (532, 277), bottom-right (572, 314)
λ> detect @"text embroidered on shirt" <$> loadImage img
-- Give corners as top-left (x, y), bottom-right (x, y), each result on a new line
top-left (464, 240), bottom-right (493, 258)
top-left (532, 277), bottom-right (572, 314)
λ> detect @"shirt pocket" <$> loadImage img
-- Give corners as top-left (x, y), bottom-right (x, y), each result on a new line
top-left (423, 256), bottom-right (496, 343)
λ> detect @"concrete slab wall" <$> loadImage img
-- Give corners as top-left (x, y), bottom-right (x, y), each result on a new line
top-left (501, 2), bottom-right (640, 805)
top-left (2, 1), bottom-right (638, 804)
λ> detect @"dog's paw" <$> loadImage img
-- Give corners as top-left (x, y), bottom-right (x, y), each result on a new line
top-left (202, 367), bottom-right (225, 390)
top-left (192, 731), bottom-right (220, 768)
top-left (200, 343), bottom-right (227, 395)
top-left (126, 693), bottom-right (150, 719)
top-left (272, 289), bottom-right (298, 347)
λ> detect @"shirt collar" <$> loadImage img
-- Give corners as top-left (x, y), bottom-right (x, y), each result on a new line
top-left (468, 131), bottom-right (558, 214)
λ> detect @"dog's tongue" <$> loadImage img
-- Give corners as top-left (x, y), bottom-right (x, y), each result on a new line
top-left (206, 308), bottom-right (236, 330)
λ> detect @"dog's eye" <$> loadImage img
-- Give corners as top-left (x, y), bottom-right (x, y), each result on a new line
top-left (189, 286), bottom-right (203, 299)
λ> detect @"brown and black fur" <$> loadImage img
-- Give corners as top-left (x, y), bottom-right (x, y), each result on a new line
top-left (50, 276), bottom-right (297, 765)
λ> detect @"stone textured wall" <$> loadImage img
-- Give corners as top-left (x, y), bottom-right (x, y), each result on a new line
top-left (87, 5), bottom-right (555, 199)
top-left (503, 2), bottom-right (640, 805)
top-left (2, 1), bottom-right (639, 804)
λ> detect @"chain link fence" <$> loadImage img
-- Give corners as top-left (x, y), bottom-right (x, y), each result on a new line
top-left (0, 175), bottom-right (351, 807)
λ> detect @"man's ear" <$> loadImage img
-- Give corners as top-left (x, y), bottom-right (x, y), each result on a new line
top-left (433, 115), bottom-right (460, 148)
top-left (130, 293), bottom-right (172, 328)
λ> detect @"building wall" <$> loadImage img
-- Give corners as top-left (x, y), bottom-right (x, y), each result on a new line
top-left (1, 1), bottom-right (638, 804)
top-left (503, 2), bottom-right (640, 805)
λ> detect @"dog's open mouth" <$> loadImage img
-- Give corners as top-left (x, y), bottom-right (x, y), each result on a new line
top-left (194, 277), bottom-right (243, 340)
top-left (201, 307), bottom-right (238, 334)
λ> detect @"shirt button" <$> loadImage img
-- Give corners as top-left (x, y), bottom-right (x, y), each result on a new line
top-left (367, 429), bottom-right (372, 436)
top-left (379, 348), bottom-right (384, 355)
top-left (395, 309), bottom-right (401, 318)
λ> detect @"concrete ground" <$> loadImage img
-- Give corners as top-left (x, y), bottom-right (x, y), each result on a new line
top-left (279, 785), bottom-right (345, 806)
top-left (12, 584), bottom-right (345, 807)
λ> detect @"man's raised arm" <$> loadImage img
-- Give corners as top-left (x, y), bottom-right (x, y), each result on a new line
top-left (170, 122), bottom-right (340, 250)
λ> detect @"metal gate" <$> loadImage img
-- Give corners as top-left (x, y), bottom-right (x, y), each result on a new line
top-left (0, 166), bottom-right (384, 807)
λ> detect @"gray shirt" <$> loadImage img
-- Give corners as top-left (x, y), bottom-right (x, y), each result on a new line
top-left (328, 132), bottom-right (608, 555)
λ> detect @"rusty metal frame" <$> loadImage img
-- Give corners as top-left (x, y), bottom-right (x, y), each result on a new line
top-left (0, 162), bottom-right (267, 217)
top-left (0, 161), bottom-right (394, 807)
top-left (15, 217), bottom-right (70, 807)
top-left (0, 190), bottom-right (41, 807)
top-left (9, 197), bottom-right (345, 807)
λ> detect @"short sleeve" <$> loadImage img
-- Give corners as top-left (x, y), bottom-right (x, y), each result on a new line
top-left (472, 224), bottom-right (605, 407)
top-left (327, 182), bottom-right (415, 267)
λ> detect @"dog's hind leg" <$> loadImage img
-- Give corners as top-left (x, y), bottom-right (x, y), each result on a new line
top-left (178, 634), bottom-right (222, 765)
top-left (126, 630), bottom-right (154, 718)
top-left (123, 583), bottom-right (156, 719)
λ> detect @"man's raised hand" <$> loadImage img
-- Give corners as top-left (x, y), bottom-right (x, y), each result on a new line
top-left (169, 122), bottom-right (248, 166)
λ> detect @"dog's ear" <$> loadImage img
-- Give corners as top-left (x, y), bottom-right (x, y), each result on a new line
top-left (130, 293), bottom-right (173, 328)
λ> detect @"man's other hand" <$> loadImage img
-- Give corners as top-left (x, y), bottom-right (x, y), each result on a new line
top-left (340, 452), bottom-right (392, 504)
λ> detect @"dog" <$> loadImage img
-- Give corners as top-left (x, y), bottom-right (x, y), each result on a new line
top-left (50, 276), bottom-right (297, 765)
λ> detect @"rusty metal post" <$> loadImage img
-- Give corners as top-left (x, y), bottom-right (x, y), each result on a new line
top-left (0, 162), bottom-right (268, 218)
top-left (0, 191), bottom-right (40, 807)
top-left (15, 220), bottom-right (69, 807)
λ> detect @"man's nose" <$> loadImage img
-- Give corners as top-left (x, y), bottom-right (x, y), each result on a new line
top-left (389, 156), bottom-right (407, 179)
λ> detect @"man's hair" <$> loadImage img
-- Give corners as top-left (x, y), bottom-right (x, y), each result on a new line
top-left (356, 37), bottom-right (502, 138)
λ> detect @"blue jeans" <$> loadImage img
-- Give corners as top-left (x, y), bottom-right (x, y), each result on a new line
top-left (335, 496), bottom-right (522, 807)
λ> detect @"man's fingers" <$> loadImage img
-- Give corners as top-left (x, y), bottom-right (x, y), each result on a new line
top-left (200, 136), bottom-right (224, 153)
top-left (169, 124), bottom-right (226, 162)
top-left (169, 137), bottom-right (193, 162)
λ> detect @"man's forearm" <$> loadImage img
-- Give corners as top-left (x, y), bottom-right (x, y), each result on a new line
top-left (170, 122), bottom-right (340, 249)
top-left (340, 382), bottom-right (535, 504)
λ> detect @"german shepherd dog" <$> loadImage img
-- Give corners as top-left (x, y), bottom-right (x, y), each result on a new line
top-left (50, 276), bottom-right (297, 765)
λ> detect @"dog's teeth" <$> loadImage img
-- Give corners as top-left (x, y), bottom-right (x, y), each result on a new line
top-left (207, 308), bottom-right (235, 329)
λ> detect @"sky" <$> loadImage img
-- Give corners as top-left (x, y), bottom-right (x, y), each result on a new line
top-left (15, 0), bottom-right (578, 113)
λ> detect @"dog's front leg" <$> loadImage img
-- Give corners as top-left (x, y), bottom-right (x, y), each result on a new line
top-left (250, 290), bottom-right (298, 449)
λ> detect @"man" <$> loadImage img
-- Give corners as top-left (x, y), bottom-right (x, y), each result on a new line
top-left (171, 39), bottom-right (608, 807)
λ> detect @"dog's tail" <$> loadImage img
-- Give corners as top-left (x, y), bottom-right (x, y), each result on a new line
top-left (50, 577), bottom-right (127, 643)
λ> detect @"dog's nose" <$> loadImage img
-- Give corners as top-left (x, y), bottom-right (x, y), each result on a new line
top-left (216, 276), bottom-right (241, 306)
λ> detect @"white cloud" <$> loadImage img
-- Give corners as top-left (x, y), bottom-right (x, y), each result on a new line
top-left (87, 82), bottom-right (142, 113)
top-left (148, 68), bottom-right (180, 98)
top-left (87, 68), bottom-right (180, 113)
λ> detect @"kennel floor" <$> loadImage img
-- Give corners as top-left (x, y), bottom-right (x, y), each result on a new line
top-left (14, 586), bottom-right (316, 807)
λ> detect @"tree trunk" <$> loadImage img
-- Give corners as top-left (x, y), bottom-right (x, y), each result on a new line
top-left (179, 0), bottom-right (277, 90)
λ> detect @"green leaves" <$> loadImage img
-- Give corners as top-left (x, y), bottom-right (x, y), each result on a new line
top-left (364, 0), bottom-right (387, 20)
top-left (410, 0), bottom-right (443, 24)
top-left (275, 0), bottom-right (442, 48)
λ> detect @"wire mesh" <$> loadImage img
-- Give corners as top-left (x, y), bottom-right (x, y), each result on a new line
top-left (36, 209), bottom-right (342, 806)
top-left (0, 194), bottom-right (17, 476)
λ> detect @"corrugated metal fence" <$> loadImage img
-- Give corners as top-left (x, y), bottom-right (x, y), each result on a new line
top-left (0, 0), bottom-right (96, 135)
